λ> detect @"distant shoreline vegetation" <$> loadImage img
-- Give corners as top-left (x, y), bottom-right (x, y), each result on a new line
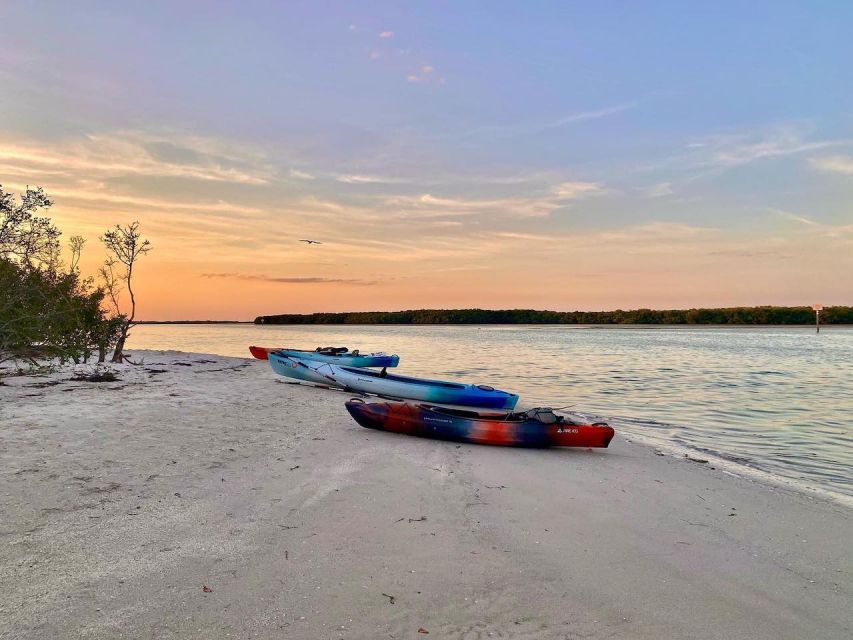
top-left (255, 307), bottom-right (853, 325)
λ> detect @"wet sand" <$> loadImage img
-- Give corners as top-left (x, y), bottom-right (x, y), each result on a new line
top-left (1, 351), bottom-right (850, 639)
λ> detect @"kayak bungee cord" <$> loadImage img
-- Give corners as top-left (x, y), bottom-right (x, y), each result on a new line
top-left (294, 358), bottom-right (337, 383)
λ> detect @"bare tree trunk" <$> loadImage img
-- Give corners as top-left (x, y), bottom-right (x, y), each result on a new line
top-left (111, 325), bottom-right (128, 363)
top-left (112, 261), bottom-right (136, 363)
top-left (101, 222), bottom-right (150, 364)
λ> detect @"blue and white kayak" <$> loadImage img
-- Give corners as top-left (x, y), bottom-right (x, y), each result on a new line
top-left (308, 361), bottom-right (519, 410)
top-left (255, 345), bottom-right (399, 368)
top-left (269, 352), bottom-right (342, 386)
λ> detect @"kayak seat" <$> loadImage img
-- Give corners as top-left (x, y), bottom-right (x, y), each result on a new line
top-left (315, 346), bottom-right (349, 354)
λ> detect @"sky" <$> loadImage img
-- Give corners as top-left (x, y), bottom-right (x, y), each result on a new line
top-left (1, 1), bottom-right (851, 320)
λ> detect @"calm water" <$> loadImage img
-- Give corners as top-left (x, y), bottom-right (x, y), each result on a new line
top-left (129, 324), bottom-right (853, 502)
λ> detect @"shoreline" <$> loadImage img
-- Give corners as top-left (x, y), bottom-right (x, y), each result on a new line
top-left (613, 421), bottom-right (853, 509)
top-left (2, 350), bottom-right (851, 639)
top-left (136, 322), bottom-right (853, 327)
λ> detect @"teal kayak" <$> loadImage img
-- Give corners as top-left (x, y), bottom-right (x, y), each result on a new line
top-left (286, 358), bottom-right (518, 410)
top-left (253, 345), bottom-right (399, 368)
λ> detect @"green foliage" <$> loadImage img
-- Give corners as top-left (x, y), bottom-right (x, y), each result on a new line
top-left (255, 306), bottom-right (853, 326)
top-left (0, 185), bottom-right (124, 364)
top-left (0, 257), bottom-right (123, 364)
top-left (0, 185), bottom-right (59, 267)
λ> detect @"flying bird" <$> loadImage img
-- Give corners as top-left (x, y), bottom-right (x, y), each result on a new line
top-left (299, 239), bottom-right (323, 245)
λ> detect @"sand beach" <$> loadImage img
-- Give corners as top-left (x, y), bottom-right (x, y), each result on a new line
top-left (1, 350), bottom-right (851, 639)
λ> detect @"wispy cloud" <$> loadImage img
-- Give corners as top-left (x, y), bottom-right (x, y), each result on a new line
top-left (708, 249), bottom-right (792, 259)
top-left (0, 132), bottom-right (273, 185)
top-left (767, 208), bottom-right (853, 243)
top-left (645, 182), bottom-right (673, 197)
top-left (493, 222), bottom-right (715, 245)
top-left (551, 103), bottom-right (636, 127)
top-left (809, 155), bottom-right (853, 175)
top-left (550, 181), bottom-right (603, 200)
top-left (713, 139), bottom-right (840, 167)
top-left (464, 102), bottom-right (636, 138)
top-left (38, 186), bottom-right (266, 218)
top-left (289, 168), bottom-right (315, 180)
top-left (633, 125), bottom-right (853, 186)
top-left (596, 221), bottom-right (714, 242)
top-left (383, 180), bottom-right (603, 218)
top-left (379, 31), bottom-right (394, 39)
top-left (771, 208), bottom-right (819, 226)
top-left (201, 273), bottom-right (378, 285)
top-left (688, 126), bottom-right (852, 171)
top-left (335, 173), bottom-right (407, 184)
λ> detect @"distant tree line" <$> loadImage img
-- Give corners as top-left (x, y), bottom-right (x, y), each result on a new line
top-left (1, 184), bottom-right (150, 365)
top-left (255, 306), bottom-right (853, 325)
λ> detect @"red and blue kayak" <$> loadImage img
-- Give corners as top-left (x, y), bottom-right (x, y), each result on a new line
top-left (344, 399), bottom-right (614, 448)
top-left (250, 346), bottom-right (399, 368)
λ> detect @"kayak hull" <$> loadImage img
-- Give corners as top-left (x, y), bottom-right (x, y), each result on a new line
top-left (268, 352), bottom-right (342, 386)
top-left (251, 345), bottom-right (399, 367)
top-left (319, 362), bottom-right (518, 410)
top-left (345, 400), bottom-right (614, 448)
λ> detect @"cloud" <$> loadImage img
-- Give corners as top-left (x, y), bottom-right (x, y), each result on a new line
top-left (335, 173), bottom-right (406, 184)
top-left (0, 132), bottom-right (273, 185)
top-left (42, 186), bottom-right (266, 218)
top-left (201, 273), bottom-right (378, 285)
top-left (765, 208), bottom-right (853, 244)
top-left (491, 231), bottom-right (555, 242)
top-left (550, 181), bottom-right (603, 200)
top-left (551, 103), bottom-right (636, 127)
top-left (464, 102), bottom-right (636, 138)
top-left (383, 180), bottom-right (603, 218)
top-left (810, 155), bottom-right (853, 175)
top-left (714, 139), bottom-right (839, 167)
top-left (772, 209), bottom-right (819, 226)
top-left (289, 168), bottom-right (315, 180)
top-left (645, 182), bottom-right (673, 197)
top-left (379, 31), bottom-right (394, 38)
top-left (709, 249), bottom-right (792, 259)
top-left (407, 65), bottom-right (438, 83)
top-left (632, 125), bottom-right (853, 186)
top-left (684, 127), bottom-right (853, 172)
top-left (595, 222), bottom-right (714, 242)
top-left (492, 222), bottom-right (715, 247)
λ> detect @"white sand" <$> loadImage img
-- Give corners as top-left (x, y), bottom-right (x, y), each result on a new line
top-left (1, 350), bottom-right (850, 639)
